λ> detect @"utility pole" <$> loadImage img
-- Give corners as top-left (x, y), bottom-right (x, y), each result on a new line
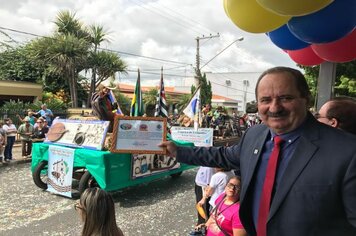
top-left (195, 33), bottom-right (220, 86)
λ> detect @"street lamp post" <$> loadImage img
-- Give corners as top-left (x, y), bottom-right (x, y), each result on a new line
top-left (199, 37), bottom-right (244, 71)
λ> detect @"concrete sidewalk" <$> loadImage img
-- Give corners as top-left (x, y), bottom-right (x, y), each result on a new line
top-left (0, 142), bottom-right (32, 168)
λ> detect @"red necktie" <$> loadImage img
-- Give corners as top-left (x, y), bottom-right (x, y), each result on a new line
top-left (257, 136), bottom-right (284, 236)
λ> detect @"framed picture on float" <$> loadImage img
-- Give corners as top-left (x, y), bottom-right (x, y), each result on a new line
top-left (110, 116), bottom-right (167, 154)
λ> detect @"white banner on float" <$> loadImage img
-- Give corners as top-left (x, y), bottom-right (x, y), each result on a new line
top-left (47, 145), bottom-right (74, 198)
top-left (45, 118), bottom-right (110, 150)
top-left (170, 127), bottom-right (214, 147)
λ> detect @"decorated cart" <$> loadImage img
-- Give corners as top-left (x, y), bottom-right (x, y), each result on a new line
top-left (31, 117), bottom-right (194, 198)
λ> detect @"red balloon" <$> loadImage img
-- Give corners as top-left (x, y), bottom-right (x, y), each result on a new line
top-left (287, 46), bottom-right (324, 66)
top-left (311, 30), bottom-right (356, 63)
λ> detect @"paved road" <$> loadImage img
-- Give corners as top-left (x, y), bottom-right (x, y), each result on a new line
top-left (0, 162), bottom-right (198, 236)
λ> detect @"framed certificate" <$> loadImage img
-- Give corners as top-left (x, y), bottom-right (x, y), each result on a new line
top-left (111, 116), bottom-right (167, 154)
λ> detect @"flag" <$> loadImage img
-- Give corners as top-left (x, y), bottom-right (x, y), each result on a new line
top-left (154, 67), bottom-right (168, 118)
top-left (108, 90), bottom-right (124, 115)
top-left (183, 87), bottom-right (201, 130)
top-left (130, 69), bottom-right (144, 116)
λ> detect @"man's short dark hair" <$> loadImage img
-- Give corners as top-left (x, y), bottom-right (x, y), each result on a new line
top-left (255, 66), bottom-right (311, 104)
top-left (326, 97), bottom-right (356, 135)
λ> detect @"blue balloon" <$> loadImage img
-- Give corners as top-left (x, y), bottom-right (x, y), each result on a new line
top-left (268, 25), bottom-right (310, 50)
top-left (288, 0), bottom-right (356, 44)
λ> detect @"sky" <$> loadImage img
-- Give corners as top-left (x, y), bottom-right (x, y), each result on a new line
top-left (0, 0), bottom-right (298, 87)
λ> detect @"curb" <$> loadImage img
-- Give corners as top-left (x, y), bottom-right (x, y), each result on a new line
top-left (0, 158), bottom-right (32, 168)
top-left (0, 142), bottom-right (32, 168)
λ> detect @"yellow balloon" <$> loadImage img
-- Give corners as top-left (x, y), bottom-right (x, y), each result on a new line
top-left (225, 0), bottom-right (290, 33)
top-left (223, 0), bottom-right (231, 18)
top-left (256, 0), bottom-right (334, 16)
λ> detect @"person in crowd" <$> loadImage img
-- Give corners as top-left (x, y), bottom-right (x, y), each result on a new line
top-left (195, 166), bottom-right (215, 225)
top-left (91, 81), bottom-right (119, 132)
top-left (315, 97), bottom-right (356, 135)
top-left (17, 109), bottom-right (37, 126)
top-left (32, 117), bottom-right (49, 142)
top-left (202, 104), bottom-right (213, 127)
top-left (18, 117), bottom-right (34, 159)
top-left (75, 187), bottom-right (124, 236)
top-left (37, 104), bottom-right (54, 126)
top-left (0, 120), bottom-right (7, 163)
top-left (160, 66), bottom-right (356, 236)
top-left (177, 114), bottom-right (193, 127)
top-left (205, 176), bottom-right (247, 236)
top-left (2, 118), bottom-right (17, 162)
top-left (199, 168), bottom-right (235, 209)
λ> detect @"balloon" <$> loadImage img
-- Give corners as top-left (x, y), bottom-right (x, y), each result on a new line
top-left (224, 0), bottom-right (290, 33)
top-left (288, 0), bottom-right (356, 44)
top-left (223, 0), bottom-right (231, 18)
top-left (287, 46), bottom-right (325, 66)
top-left (311, 30), bottom-right (356, 62)
top-left (256, 0), bottom-right (333, 16)
top-left (268, 25), bottom-right (310, 50)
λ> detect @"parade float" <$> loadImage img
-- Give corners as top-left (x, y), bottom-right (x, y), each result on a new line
top-left (31, 116), bottom-right (195, 198)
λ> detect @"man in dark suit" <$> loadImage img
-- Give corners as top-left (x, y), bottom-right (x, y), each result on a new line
top-left (160, 67), bottom-right (356, 236)
top-left (316, 97), bottom-right (356, 135)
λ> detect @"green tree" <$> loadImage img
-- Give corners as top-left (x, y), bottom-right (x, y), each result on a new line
top-left (87, 24), bottom-right (111, 107)
top-left (143, 88), bottom-right (159, 116)
top-left (298, 61), bottom-right (356, 99)
top-left (192, 70), bottom-right (213, 107)
top-left (0, 45), bottom-right (43, 82)
top-left (175, 94), bottom-right (191, 114)
top-left (335, 76), bottom-right (356, 97)
top-left (89, 50), bottom-right (127, 88)
top-left (30, 34), bottom-right (90, 107)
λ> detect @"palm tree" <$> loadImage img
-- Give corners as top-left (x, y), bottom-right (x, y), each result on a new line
top-left (175, 94), bottom-right (192, 114)
top-left (29, 34), bottom-right (90, 107)
top-left (87, 24), bottom-right (111, 107)
top-left (92, 50), bottom-right (127, 88)
top-left (54, 10), bottom-right (89, 39)
top-left (143, 88), bottom-right (158, 106)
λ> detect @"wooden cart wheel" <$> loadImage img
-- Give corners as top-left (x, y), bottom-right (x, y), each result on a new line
top-left (32, 161), bottom-right (48, 190)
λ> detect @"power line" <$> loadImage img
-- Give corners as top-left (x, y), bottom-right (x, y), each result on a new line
top-left (126, 69), bottom-right (193, 78)
top-left (0, 26), bottom-right (192, 66)
top-left (209, 80), bottom-right (255, 95)
top-left (149, 1), bottom-right (217, 35)
top-left (101, 47), bottom-right (191, 66)
top-left (131, 0), bottom-right (205, 36)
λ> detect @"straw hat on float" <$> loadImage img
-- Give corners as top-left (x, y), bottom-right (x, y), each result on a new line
top-left (98, 80), bottom-right (119, 90)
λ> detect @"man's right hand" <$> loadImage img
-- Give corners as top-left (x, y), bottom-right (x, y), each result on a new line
top-left (159, 141), bottom-right (178, 157)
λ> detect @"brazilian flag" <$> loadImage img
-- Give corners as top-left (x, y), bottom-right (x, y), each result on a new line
top-left (130, 69), bottom-right (144, 116)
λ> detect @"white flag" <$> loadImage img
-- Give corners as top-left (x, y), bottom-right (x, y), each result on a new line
top-left (183, 87), bottom-right (201, 129)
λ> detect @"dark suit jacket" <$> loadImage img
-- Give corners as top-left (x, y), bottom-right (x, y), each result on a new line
top-left (177, 114), bottom-right (356, 236)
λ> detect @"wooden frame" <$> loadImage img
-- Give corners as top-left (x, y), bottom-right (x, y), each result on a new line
top-left (110, 116), bottom-right (167, 154)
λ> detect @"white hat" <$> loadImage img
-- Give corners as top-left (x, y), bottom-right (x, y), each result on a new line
top-left (100, 80), bottom-right (118, 90)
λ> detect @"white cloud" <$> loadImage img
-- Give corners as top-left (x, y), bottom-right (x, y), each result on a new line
top-left (0, 0), bottom-right (299, 87)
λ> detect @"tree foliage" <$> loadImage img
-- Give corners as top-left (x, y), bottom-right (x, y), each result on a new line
top-left (0, 10), bottom-right (127, 109)
top-left (191, 70), bottom-right (213, 107)
top-left (0, 45), bottom-right (43, 82)
top-left (298, 61), bottom-right (356, 99)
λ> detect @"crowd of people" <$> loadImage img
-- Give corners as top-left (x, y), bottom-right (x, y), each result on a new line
top-left (0, 105), bottom-right (51, 162)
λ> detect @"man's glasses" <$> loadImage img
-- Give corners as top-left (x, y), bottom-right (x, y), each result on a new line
top-left (74, 202), bottom-right (84, 211)
top-left (226, 183), bottom-right (241, 191)
top-left (314, 113), bottom-right (329, 120)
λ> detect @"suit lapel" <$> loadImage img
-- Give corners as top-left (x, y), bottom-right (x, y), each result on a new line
top-left (240, 128), bottom-right (270, 202)
top-left (268, 122), bottom-right (319, 220)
